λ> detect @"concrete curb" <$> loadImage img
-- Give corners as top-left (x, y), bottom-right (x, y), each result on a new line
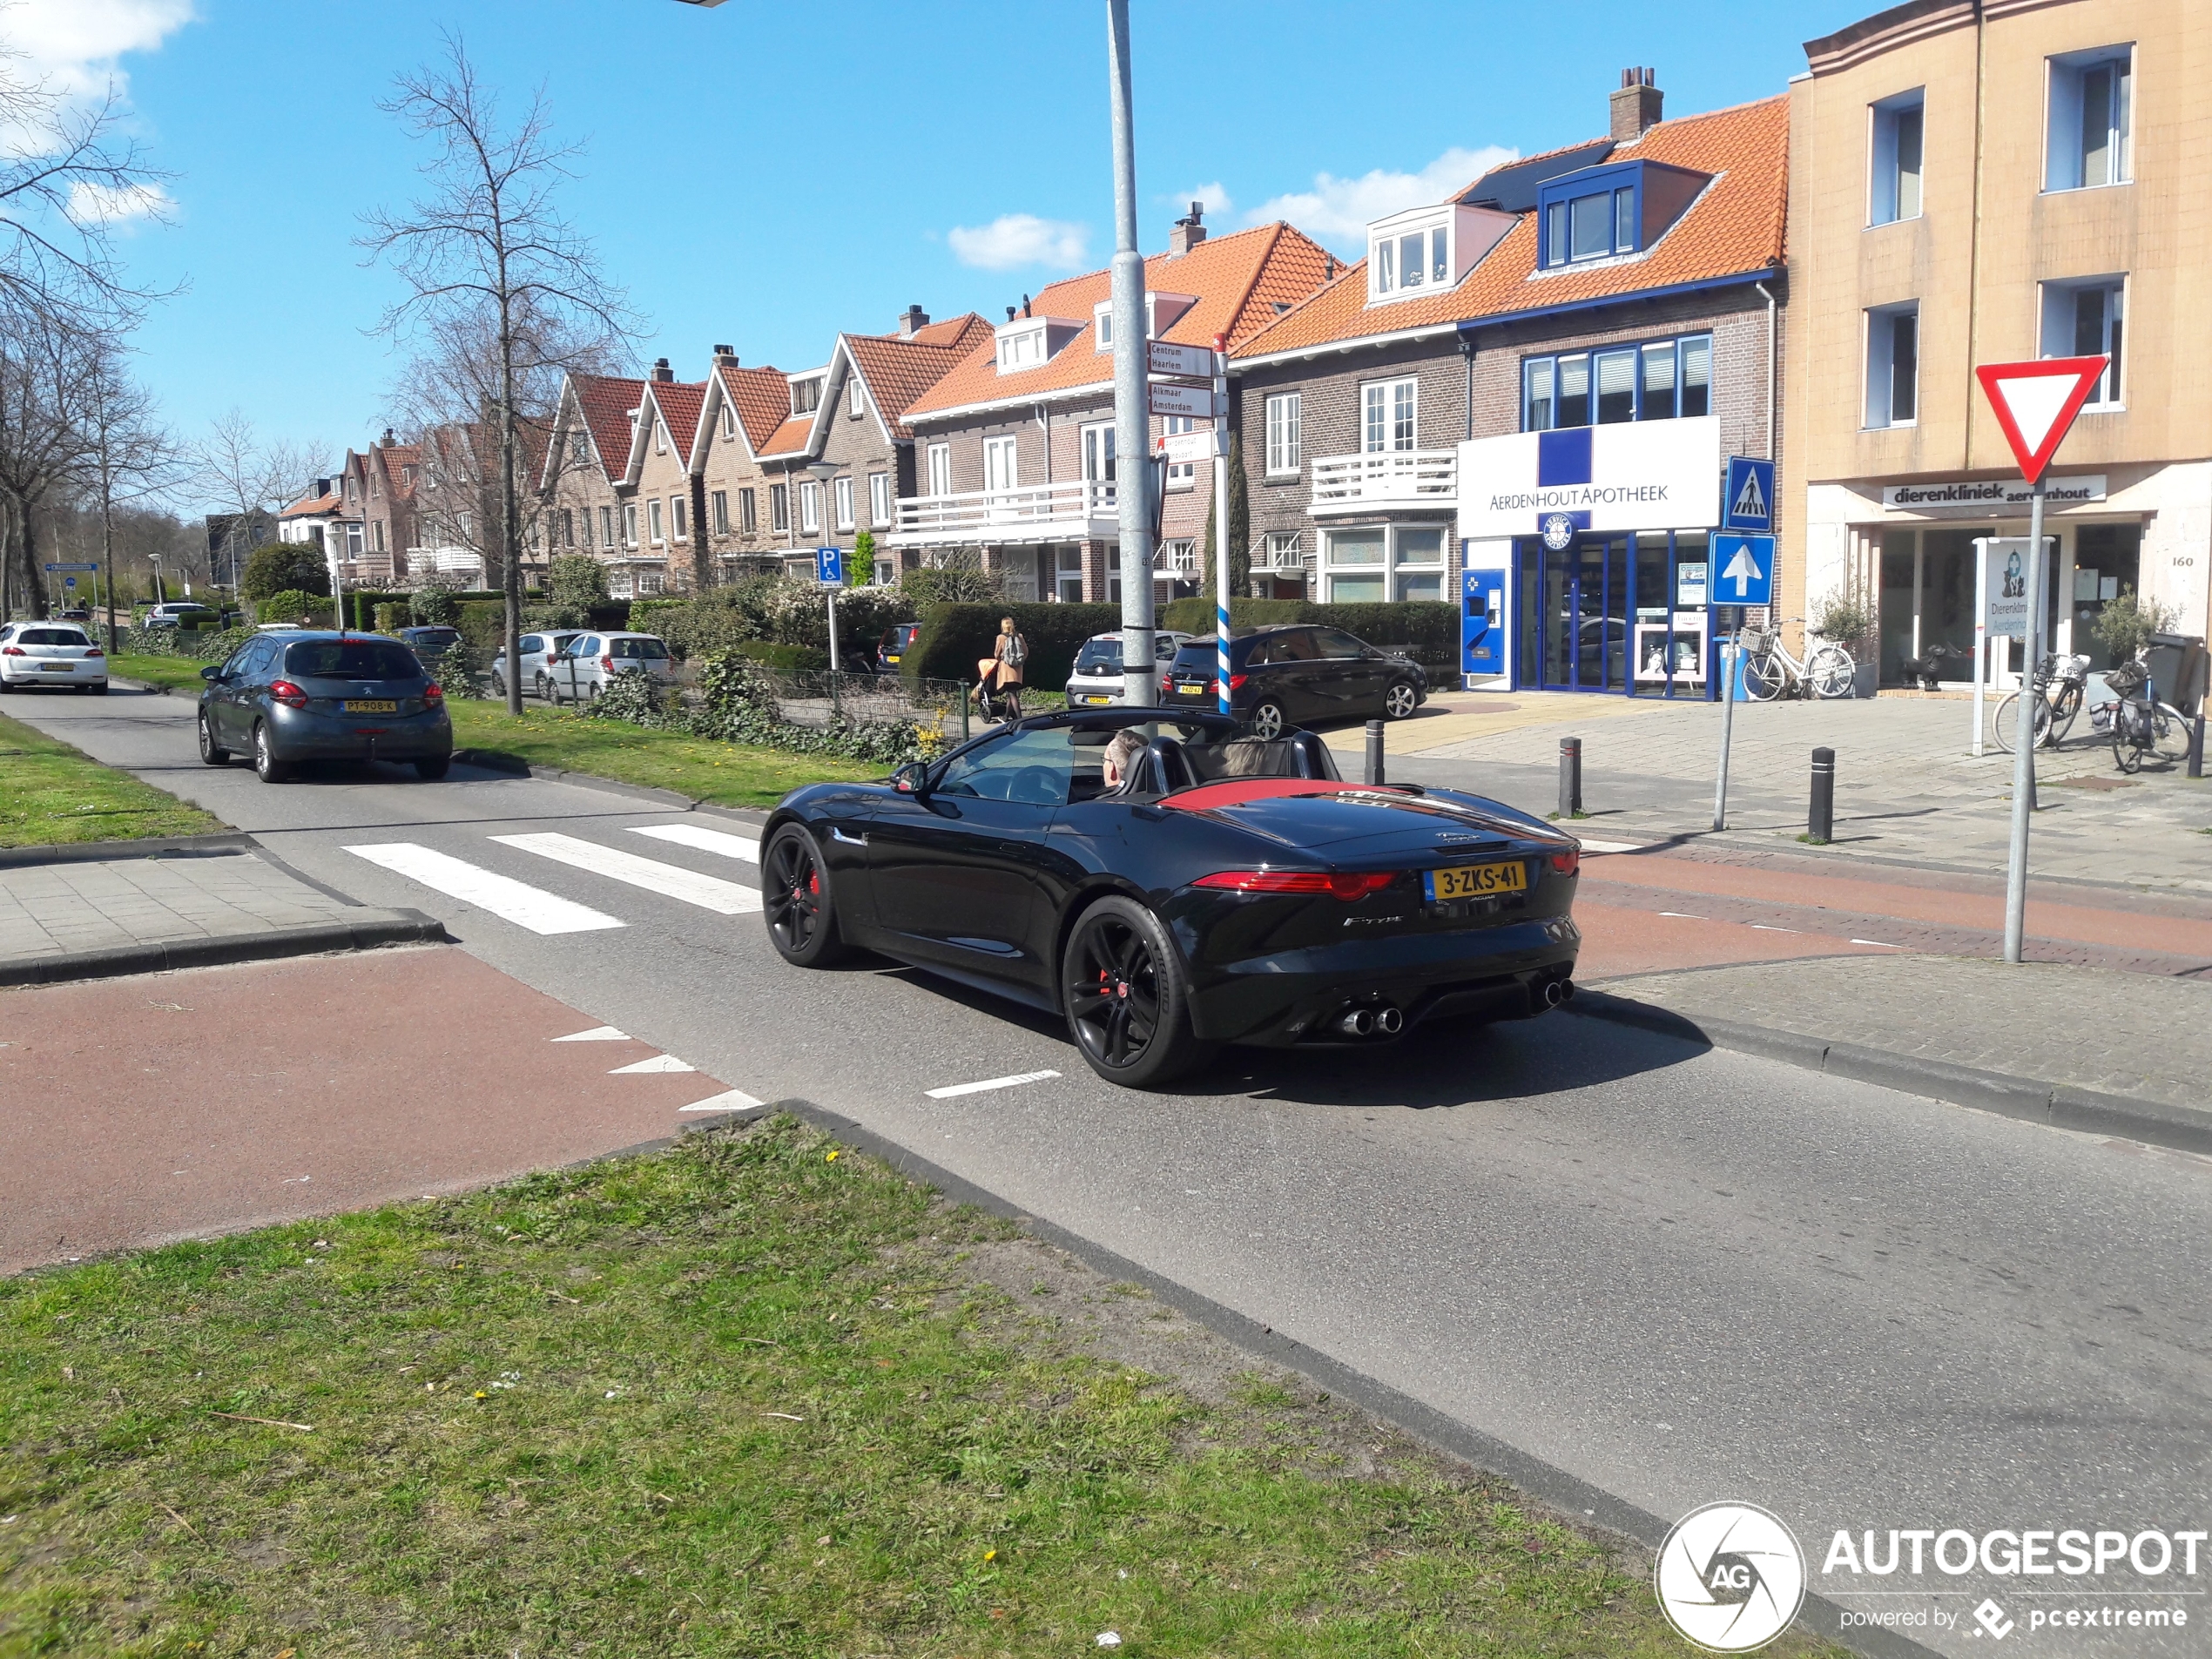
top-left (670, 1096), bottom-right (1935, 1659)
top-left (0, 911), bottom-right (448, 989)
top-left (1568, 990), bottom-right (2212, 1157)
top-left (0, 833), bottom-right (257, 870)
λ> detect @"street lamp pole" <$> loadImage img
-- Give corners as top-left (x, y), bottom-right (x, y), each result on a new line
top-left (1105, 0), bottom-right (1152, 708)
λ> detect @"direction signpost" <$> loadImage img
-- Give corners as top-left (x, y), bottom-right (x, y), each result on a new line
top-left (1709, 516), bottom-right (1775, 831)
top-left (1973, 354), bottom-right (2109, 964)
top-left (1145, 379), bottom-right (1218, 421)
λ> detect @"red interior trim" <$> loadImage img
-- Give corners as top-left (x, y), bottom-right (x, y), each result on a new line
top-left (1161, 779), bottom-right (1419, 812)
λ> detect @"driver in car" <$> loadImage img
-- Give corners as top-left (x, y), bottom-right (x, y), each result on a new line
top-left (1099, 728), bottom-right (1145, 794)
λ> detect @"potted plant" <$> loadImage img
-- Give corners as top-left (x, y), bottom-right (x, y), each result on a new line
top-left (1810, 590), bottom-right (1879, 697)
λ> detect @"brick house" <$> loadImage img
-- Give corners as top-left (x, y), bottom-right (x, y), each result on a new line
top-left (543, 371), bottom-right (646, 589)
top-left (691, 347), bottom-right (795, 576)
top-left (408, 418), bottom-right (553, 590)
top-left (622, 361), bottom-right (706, 597)
top-left (890, 211), bottom-right (1333, 604)
top-left (338, 432), bottom-right (420, 585)
top-left (1229, 77), bottom-right (1788, 698)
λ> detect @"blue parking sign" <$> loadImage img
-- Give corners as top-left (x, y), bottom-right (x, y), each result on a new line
top-left (815, 545), bottom-right (844, 585)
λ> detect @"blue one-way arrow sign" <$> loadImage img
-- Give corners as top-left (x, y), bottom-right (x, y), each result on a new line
top-left (1712, 534), bottom-right (1775, 605)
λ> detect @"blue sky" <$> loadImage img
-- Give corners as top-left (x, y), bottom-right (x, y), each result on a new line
top-left (43, 0), bottom-right (1858, 506)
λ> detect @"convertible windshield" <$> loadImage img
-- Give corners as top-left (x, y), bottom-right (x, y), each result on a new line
top-left (284, 642), bottom-right (426, 680)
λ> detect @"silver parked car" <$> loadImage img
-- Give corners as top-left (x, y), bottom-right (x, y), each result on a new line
top-left (490, 630), bottom-right (585, 700)
top-left (1063, 629), bottom-right (1193, 708)
top-left (0, 621), bottom-right (108, 693)
top-left (546, 631), bottom-right (677, 704)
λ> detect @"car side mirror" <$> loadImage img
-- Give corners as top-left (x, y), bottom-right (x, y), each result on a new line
top-left (892, 761), bottom-right (930, 796)
top-left (201, 664), bottom-right (223, 681)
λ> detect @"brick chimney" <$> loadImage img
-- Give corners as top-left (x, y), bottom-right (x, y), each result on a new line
top-left (650, 356), bottom-right (674, 382)
top-left (711, 344), bottom-right (738, 367)
top-left (381, 427), bottom-right (395, 446)
top-left (897, 304), bottom-right (929, 337)
top-left (1611, 67), bottom-right (1662, 140)
top-left (1169, 200), bottom-right (1207, 255)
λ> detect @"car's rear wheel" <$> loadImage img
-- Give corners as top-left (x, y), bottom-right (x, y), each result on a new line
top-left (198, 711), bottom-right (229, 765)
top-left (534, 672), bottom-right (550, 701)
top-left (762, 824), bottom-right (847, 966)
top-left (415, 755), bottom-right (451, 780)
top-left (252, 721), bottom-right (289, 784)
top-left (1382, 678), bottom-right (1419, 719)
top-left (1248, 698), bottom-right (1286, 740)
top-left (86, 684), bottom-right (107, 696)
top-left (1062, 895), bottom-right (1211, 1089)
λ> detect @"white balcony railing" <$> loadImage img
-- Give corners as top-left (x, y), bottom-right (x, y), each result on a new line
top-left (888, 478), bottom-right (1117, 546)
top-left (1308, 448), bottom-right (1457, 515)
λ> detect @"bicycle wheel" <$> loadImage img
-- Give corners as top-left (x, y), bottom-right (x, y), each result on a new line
top-left (2153, 703), bottom-right (2196, 762)
top-left (2114, 718), bottom-right (2142, 774)
top-left (2047, 682), bottom-right (2083, 743)
top-left (1993, 692), bottom-right (2025, 754)
top-left (1807, 644), bottom-right (1857, 699)
top-left (1742, 651), bottom-right (1787, 701)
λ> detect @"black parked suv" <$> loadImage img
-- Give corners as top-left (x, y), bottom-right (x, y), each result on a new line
top-left (198, 631), bottom-right (454, 783)
top-left (1166, 624), bottom-right (1426, 738)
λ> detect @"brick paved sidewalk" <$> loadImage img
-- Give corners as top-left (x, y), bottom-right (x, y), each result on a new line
top-left (1582, 953), bottom-right (2212, 1133)
top-left (0, 849), bottom-right (436, 981)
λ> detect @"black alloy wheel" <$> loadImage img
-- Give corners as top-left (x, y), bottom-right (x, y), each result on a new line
top-left (1061, 895), bottom-right (1210, 1089)
top-left (1247, 698), bottom-right (1286, 741)
top-left (252, 721), bottom-right (288, 784)
top-left (415, 755), bottom-right (452, 780)
top-left (198, 711), bottom-right (229, 765)
top-left (1382, 678), bottom-right (1419, 720)
top-left (762, 824), bottom-right (846, 966)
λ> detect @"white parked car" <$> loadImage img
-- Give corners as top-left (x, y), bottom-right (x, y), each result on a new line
top-left (546, 631), bottom-right (678, 704)
top-left (490, 630), bottom-right (585, 700)
top-left (0, 621), bottom-right (108, 693)
top-left (1063, 629), bottom-right (1194, 708)
top-left (142, 602), bottom-right (219, 630)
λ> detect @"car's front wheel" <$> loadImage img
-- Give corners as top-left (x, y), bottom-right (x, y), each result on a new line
top-left (1247, 698), bottom-right (1286, 740)
top-left (252, 721), bottom-right (288, 784)
top-left (1062, 895), bottom-right (1211, 1089)
top-left (762, 824), bottom-right (847, 966)
top-left (1382, 678), bottom-right (1419, 719)
top-left (198, 711), bottom-right (229, 765)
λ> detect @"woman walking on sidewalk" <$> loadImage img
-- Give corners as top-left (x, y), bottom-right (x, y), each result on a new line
top-left (974, 615), bottom-right (1028, 722)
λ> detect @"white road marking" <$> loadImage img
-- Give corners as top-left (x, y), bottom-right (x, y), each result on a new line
top-left (1656, 912), bottom-right (1706, 921)
top-left (343, 843), bottom-right (623, 935)
top-left (492, 832), bottom-right (763, 914)
top-left (552, 1025), bottom-right (630, 1042)
top-left (1575, 839), bottom-right (1643, 853)
top-left (610, 1055), bottom-right (695, 1074)
top-left (1851, 939), bottom-right (1905, 948)
top-left (678, 1088), bottom-right (765, 1114)
top-left (1750, 924), bottom-right (1799, 933)
top-left (629, 823), bottom-right (759, 862)
top-left (924, 1069), bottom-right (1062, 1099)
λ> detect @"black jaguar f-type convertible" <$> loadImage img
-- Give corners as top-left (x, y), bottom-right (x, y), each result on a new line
top-left (759, 709), bottom-right (1581, 1088)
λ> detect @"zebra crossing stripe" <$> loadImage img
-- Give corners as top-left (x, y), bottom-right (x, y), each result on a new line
top-left (628, 823), bottom-right (759, 862)
top-left (491, 832), bottom-right (763, 914)
top-left (343, 843), bottom-right (623, 935)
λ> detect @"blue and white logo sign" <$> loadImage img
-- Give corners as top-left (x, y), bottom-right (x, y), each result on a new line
top-left (1723, 456), bottom-right (1774, 532)
top-left (1457, 417), bottom-right (1721, 540)
top-left (814, 544), bottom-right (844, 585)
top-left (1540, 512), bottom-right (1579, 551)
top-left (1713, 534), bottom-right (1775, 605)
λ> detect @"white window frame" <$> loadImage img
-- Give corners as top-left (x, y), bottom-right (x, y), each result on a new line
top-left (739, 488), bottom-right (757, 532)
top-left (848, 377), bottom-right (865, 417)
top-left (1864, 302), bottom-right (1920, 430)
top-left (927, 442), bottom-right (952, 497)
top-left (833, 474), bottom-right (854, 531)
top-left (648, 498), bottom-right (665, 544)
top-left (720, 401), bottom-right (734, 438)
top-left (869, 471), bottom-right (890, 527)
top-left (2045, 46), bottom-right (2133, 192)
top-left (984, 435), bottom-right (1020, 493)
top-left (769, 482), bottom-right (788, 532)
top-left (1869, 89), bottom-right (1925, 226)
top-left (1264, 392), bottom-right (1302, 476)
top-left (790, 377), bottom-right (822, 416)
top-left (1362, 377), bottom-right (1419, 454)
top-left (654, 419), bottom-right (666, 455)
top-left (711, 490), bottom-right (729, 535)
top-left (799, 479), bottom-right (822, 534)
top-left (622, 502), bottom-right (638, 547)
top-left (1079, 421), bottom-right (1115, 484)
top-left (600, 505), bottom-right (615, 549)
top-left (2040, 276), bottom-right (2126, 408)
top-left (1162, 538), bottom-right (1197, 574)
top-left (672, 497), bottom-right (688, 542)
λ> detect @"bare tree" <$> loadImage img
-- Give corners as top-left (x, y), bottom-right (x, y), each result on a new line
top-left (361, 34), bottom-right (640, 714)
top-left (82, 341), bottom-right (187, 648)
top-left (193, 409), bottom-right (330, 586)
top-left (0, 308), bottom-right (104, 619)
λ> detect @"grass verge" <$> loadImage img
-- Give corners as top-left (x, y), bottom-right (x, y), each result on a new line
top-left (0, 709), bottom-right (220, 848)
top-left (0, 1118), bottom-right (1843, 1657)
top-left (442, 698), bottom-right (877, 807)
top-left (107, 655), bottom-right (210, 695)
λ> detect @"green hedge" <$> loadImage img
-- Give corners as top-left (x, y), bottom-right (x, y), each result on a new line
top-left (733, 639), bottom-right (829, 674)
top-left (629, 598), bottom-right (691, 637)
top-left (1158, 597), bottom-right (1458, 667)
top-left (904, 602), bottom-right (1122, 691)
top-left (1159, 597), bottom-right (1306, 634)
top-left (455, 601), bottom-right (508, 653)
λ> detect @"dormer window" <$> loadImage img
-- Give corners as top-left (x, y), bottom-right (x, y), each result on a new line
top-left (1366, 205), bottom-right (1515, 305)
top-left (1535, 159), bottom-right (1710, 270)
top-left (790, 376), bottom-right (823, 416)
top-left (999, 327), bottom-right (1046, 369)
top-left (1375, 226), bottom-right (1448, 295)
top-left (995, 315), bottom-right (1084, 373)
top-left (1093, 292), bottom-right (1199, 351)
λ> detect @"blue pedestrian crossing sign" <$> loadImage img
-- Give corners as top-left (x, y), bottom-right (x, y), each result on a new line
top-left (1723, 455), bottom-right (1774, 532)
top-left (815, 544), bottom-right (844, 585)
top-left (1712, 534), bottom-right (1776, 605)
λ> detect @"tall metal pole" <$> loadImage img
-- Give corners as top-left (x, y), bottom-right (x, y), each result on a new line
top-left (1106, 0), bottom-right (1153, 707)
top-left (1713, 625), bottom-right (1737, 830)
top-left (1212, 332), bottom-right (1231, 714)
top-left (2002, 478), bottom-right (2046, 963)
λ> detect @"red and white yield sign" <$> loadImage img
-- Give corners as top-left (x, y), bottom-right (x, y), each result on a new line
top-left (1974, 355), bottom-right (2108, 482)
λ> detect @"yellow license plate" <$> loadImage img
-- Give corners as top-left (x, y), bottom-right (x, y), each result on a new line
top-left (40, 662), bottom-right (72, 671)
top-left (1424, 860), bottom-right (1527, 902)
top-left (1080, 694), bottom-right (1112, 706)
top-left (342, 699), bottom-right (398, 712)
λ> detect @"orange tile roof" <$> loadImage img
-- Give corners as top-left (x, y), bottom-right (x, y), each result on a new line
top-left (280, 492), bottom-right (339, 518)
top-left (374, 443), bottom-right (421, 500)
top-left (900, 223), bottom-right (1335, 421)
top-left (716, 362), bottom-right (790, 455)
top-left (843, 319), bottom-right (990, 440)
top-left (571, 374), bottom-right (646, 482)
top-left (1232, 96), bottom-right (1788, 361)
top-left (891, 312), bottom-right (994, 353)
top-left (754, 414), bottom-right (815, 462)
top-left (645, 379), bottom-right (705, 456)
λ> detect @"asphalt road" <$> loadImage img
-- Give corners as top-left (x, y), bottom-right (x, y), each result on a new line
top-left (15, 684), bottom-right (2212, 1657)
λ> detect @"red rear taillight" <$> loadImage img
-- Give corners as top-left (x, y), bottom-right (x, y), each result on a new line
top-left (1193, 869), bottom-right (1399, 901)
top-left (1549, 849), bottom-right (1581, 877)
top-left (1228, 673), bottom-right (1246, 691)
top-left (422, 682), bottom-right (444, 703)
top-left (0, 646), bottom-right (21, 657)
top-left (601, 654), bottom-right (614, 671)
top-left (84, 647), bottom-right (103, 658)
top-left (268, 679), bottom-right (308, 708)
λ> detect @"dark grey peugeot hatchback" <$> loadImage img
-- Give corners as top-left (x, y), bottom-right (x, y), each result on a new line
top-left (198, 631), bottom-right (455, 783)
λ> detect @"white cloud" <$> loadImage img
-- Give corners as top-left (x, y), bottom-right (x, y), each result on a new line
top-left (1245, 145), bottom-right (1519, 253)
top-left (67, 179), bottom-right (168, 224)
top-left (947, 213), bottom-right (1090, 273)
top-left (3, 0), bottom-right (197, 102)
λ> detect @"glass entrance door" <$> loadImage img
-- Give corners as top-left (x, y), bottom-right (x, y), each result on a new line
top-left (1536, 536), bottom-right (1629, 691)
top-left (1514, 532), bottom-right (1707, 697)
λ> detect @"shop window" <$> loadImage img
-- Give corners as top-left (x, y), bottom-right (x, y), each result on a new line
top-left (1522, 334), bottom-right (1709, 430)
top-left (1865, 303), bottom-right (1919, 428)
top-left (2046, 47), bottom-right (2131, 192)
top-left (2040, 278), bottom-right (2123, 407)
top-left (1871, 90), bottom-right (1925, 225)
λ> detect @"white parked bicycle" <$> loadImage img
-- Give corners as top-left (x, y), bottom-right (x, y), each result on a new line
top-left (1736, 618), bottom-right (1857, 700)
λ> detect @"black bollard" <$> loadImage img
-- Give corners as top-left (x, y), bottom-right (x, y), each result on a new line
top-left (1365, 718), bottom-right (1385, 786)
top-left (1809, 746), bottom-right (1835, 844)
top-left (2191, 713), bottom-right (2205, 780)
top-left (1558, 737), bottom-right (1582, 818)
top-left (959, 682), bottom-right (971, 743)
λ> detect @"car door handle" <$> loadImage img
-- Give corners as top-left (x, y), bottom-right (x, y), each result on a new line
top-left (829, 826), bottom-right (867, 846)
